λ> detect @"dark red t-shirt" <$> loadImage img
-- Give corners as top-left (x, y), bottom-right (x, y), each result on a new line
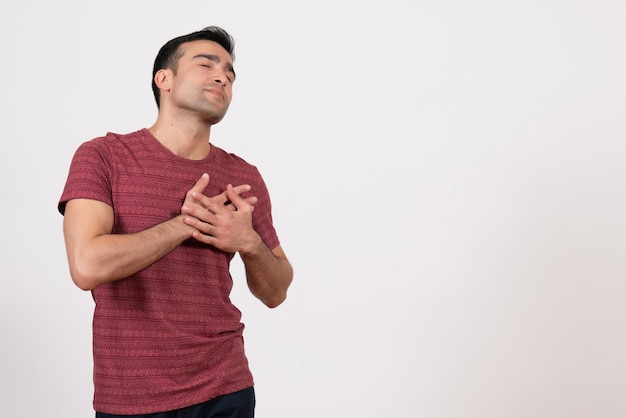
top-left (58, 129), bottom-right (279, 414)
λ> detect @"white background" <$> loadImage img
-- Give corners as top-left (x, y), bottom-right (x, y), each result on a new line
top-left (1, 1), bottom-right (625, 417)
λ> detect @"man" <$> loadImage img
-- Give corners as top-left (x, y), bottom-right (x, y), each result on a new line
top-left (58, 26), bottom-right (293, 418)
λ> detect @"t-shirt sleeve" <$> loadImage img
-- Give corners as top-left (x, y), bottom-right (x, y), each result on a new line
top-left (250, 169), bottom-right (280, 251)
top-left (58, 139), bottom-right (113, 215)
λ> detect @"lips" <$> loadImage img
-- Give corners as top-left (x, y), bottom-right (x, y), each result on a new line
top-left (205, 88), bottom-right (225, 100)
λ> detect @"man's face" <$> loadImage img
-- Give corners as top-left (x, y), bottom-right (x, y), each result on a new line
top-left (167, 40), bottom-right (236, 124)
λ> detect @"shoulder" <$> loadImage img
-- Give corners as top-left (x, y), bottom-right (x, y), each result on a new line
top-left (88, 129), bottom-right (146, 148)
top-left (208, 145), bottom-right (269, 190)
top-left (210, 144), bottom-right (260, 172)
top-left (74, 129), bottom-right (148, 159)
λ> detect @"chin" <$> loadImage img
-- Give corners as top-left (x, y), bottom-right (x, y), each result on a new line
top-left (205, 115), bottom-right (225, 125)
top-left (201, 109), bottom-right (227, 125)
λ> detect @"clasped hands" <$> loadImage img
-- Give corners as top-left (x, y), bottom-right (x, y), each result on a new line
top-left (180, 173), bottom-right (259, 253)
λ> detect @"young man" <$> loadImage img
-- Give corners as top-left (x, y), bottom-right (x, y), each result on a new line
top-left (58, 26), bottom-right (293, 418)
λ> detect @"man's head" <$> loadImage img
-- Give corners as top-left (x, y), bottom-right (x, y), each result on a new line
top-left (151, 26), bottom-right (235, 109)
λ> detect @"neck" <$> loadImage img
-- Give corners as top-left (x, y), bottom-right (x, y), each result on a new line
top-left (149, 114), bottom-right (213, 160)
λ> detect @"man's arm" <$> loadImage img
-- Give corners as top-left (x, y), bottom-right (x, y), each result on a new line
top-left (241, 243), bottom-right (293, 308)
top-left (182, 184), bottom-right (293, 308)
top-left (63, 199), bottom-right (193, 290)
top-left (63, 174), bottom-right (253, 291)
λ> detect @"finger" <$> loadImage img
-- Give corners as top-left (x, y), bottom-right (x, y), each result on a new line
top-left (184, 215), bottom-right (213, 235)
top-left (184, 220), bottom-right (216, 246)
top-left (188, 181), bottom-right (245, 211)
top-left (191, 230), bottom-right (213, 245)
top-left (202, 184), bottom-right (251, 211)
top-left (223, 196), bottom-right (257, 212)
top-left (190, 173), bottom-right (210, 194)
top-left (215, 184), bottom-right (251, 207)
top-left (225, 184), bottom-right (253, 212)
top-left (181, 202), bottom-right (214, 222)
top-left (182, 174), bottom-right (211, 215)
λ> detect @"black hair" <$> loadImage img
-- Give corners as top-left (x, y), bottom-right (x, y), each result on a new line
top-left (151, 26), bottom-right (235, 108)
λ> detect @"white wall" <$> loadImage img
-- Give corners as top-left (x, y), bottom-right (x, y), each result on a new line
top-left (1, 1), bottom-right (625, 417)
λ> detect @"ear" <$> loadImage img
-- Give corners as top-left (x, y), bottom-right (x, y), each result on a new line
top-left (153, 68), bottom-right (172, 92)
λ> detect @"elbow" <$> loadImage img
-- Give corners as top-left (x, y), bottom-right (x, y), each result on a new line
top-left (69, 268), bottom-right (98, 291)
top-left (68, 259), bottom-right (103, 291)
top-left (263, 292), bottom-right (287, 309)
top-left (261, 272), bottom-right (293, 309)
top-left (74, 280), bottom-right (96, 292)
top-left (262, 275), bottom-right (292, 308)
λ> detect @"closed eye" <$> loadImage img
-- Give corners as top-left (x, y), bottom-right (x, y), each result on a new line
top-left (193, 54), bottom-right (235, 79)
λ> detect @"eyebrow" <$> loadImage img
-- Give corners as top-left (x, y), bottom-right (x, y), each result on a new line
top-left (193, 54), bottom-right (236, 78)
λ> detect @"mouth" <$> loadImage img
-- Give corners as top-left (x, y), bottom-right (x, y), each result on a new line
top-left (205, 88), bottom-right (225, 100)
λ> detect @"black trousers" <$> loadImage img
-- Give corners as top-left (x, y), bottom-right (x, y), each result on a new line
top-left (95, 387), bottom-right (255, 418)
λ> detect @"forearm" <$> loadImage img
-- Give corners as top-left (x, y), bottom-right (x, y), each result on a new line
top-left (240, 238), bottom-right (293, 308)
top-left (66, 215), bottom-right (192, 290)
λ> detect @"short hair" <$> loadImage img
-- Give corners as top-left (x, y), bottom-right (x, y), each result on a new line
top-left (151, 26), bottom-right (235, 108)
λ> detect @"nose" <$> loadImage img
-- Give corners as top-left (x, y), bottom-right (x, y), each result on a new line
top-left (213, 69), bottom-right (228, 85)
